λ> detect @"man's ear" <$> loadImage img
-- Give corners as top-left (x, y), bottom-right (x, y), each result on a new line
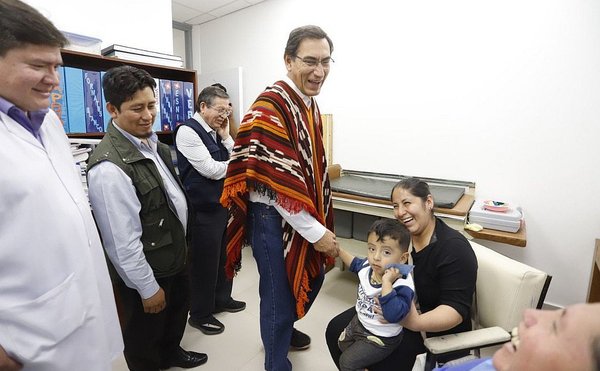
top-left (284, 54), bottom-right (293, 71)
top-left (106, 102), bottom-right (118, 118)
top-left (401, 251), bottom-right (409, 263)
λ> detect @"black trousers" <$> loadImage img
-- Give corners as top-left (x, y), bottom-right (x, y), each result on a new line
top-left (326, 306), bottom-right (426, 371)
top-left (116, 270), bottom-right (190, 371)
top-left (188, 206), bottom-right (233, 320)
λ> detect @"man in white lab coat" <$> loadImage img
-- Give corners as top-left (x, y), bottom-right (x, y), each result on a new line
top-left (0, 0), bottom-right (123, 370)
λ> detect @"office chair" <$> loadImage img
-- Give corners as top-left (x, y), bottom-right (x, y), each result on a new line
top-left (420, 241), bottom-right (552, 371)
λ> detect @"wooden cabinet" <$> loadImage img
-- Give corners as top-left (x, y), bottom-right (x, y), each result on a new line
top-left (61, 49), bottom-right (197, 145)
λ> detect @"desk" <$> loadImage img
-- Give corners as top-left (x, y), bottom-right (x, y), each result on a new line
top-left (332, 193), bottom-right (473, 232)
top-left (328, 164), bottom-right (474, 234)
top-left (328, 165), bottom-right (527, 247)
top-left (465, 223), bottom-right (527, 247)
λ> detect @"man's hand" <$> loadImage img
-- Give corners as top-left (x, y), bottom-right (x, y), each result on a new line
top-left (142, 287), bottom-right (166, 314)
top-left (0, 345), bottom-right (22, 371)
top-left (216, 116), bottom-right (230, 140)
top-left (313, 229), bottom-right (338, 257)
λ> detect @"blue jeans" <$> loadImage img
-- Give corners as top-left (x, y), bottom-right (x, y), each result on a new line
top-left (247, 202), bottom-right (324, 371)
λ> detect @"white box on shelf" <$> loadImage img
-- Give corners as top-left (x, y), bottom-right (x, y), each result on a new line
top-left (469, 199), bottom-right (522, 233)
top-left (62, 31), bottom-right (102, 54)
top-left (101, 44), bottom-right (183, 68)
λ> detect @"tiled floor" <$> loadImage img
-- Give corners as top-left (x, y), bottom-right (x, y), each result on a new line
top-left (112, 246), bottom-right (359, 371)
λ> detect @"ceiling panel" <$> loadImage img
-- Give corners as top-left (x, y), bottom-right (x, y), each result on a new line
top-left (172, 0), bottom-right (266, 25)
top-left (172, 2), bottom-right (203, 23)
top-left (173, 0), bottom-right (233, 13)
top-left (185, 13), bottom-right (218, 25)
top-left (208, 0), bottom-right (251, 18)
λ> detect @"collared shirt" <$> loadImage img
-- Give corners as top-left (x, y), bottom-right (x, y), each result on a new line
top-left (0, 96), bottom-right (48, 143)
top-left (175, 112), bottom-right (234, 180)
top-left (248, 77), bottom-right (325, 244)
top-left (88, 121), bottom-right (188, 299)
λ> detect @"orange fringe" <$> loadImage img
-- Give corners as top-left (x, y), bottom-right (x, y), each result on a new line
top-left (295, 270), bottom-right (311, 319)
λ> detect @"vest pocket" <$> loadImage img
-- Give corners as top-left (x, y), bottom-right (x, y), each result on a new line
top-left (137, 173), bottom-right (167, 211)
top-left (141, 217), bottom-right (174, 251)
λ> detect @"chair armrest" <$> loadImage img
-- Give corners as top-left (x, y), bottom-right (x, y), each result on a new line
top-left (424, 326), bottom-right (511, 355)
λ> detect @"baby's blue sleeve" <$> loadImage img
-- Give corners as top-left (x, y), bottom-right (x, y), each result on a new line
top-left (349, 257), bottom-right (368, 273)
top-left (379, 285), bottom-right (415, 323)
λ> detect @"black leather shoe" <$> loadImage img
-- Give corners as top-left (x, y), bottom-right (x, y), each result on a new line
top-left (160, 347), bottom-right (208, 369)
top-left (290, 328), bottom-right (311, 350)
top-left (214, 299), bottom-right (246, 314)
top-left (188, 315), bottom-right (225, 335)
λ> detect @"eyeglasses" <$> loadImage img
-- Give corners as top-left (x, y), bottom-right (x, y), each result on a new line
top-left (209, 106), bottom-right (232, 117)
top-left (293, 55), bottom-right (334, 69)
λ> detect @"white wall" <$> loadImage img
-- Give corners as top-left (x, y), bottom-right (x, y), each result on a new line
top-left (195, 0), bottom-right (600, 307)
top-left (173, 28), bottom-right (186, 66)
top-left (25, 0), bottom-right (173, 54)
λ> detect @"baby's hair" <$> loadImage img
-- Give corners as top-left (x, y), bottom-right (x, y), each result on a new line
top-left (368, 218), bottom-right (410, 253)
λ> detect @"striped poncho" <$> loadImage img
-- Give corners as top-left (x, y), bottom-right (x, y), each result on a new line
top-left (220, 80), bottom-right (334, 318)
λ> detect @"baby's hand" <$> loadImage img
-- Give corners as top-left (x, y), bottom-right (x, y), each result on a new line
top-left (382, 266), bottom-right (401, 283)
top-left (373, 297), bottom-right (389, 324)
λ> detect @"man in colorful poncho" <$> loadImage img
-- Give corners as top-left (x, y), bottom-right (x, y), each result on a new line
top-left (220, 25), bottom-right (339, 371)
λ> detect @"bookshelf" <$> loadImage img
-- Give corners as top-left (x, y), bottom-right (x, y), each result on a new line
top-left (60, 49), bottom-right (198, 145)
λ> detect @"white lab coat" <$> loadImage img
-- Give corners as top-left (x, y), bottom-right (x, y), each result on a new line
top-left (0, 110), bottom-right (123, 370)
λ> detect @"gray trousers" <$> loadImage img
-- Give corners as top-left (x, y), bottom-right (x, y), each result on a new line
top-left (338, 314), bottom-right (404, 371)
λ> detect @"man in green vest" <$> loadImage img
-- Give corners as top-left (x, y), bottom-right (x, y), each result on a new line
top-left (88, 65), bottom-right (207, 371)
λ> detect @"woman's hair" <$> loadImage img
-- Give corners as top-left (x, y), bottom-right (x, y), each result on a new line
top-left (390, 177), bottom-right (435, 214)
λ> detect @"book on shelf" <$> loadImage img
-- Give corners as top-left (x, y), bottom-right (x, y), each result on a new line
top-left (49, 66), bottom-right (69, 132)
top-left (183, 81), bottom-right (194, 120)
top-left (100, 71), bottom-right (111, 131)
top-left (172, 80), bottom-right (185, 129)
top-left (64, 67), bottom-right (85, 134)
top-left (83, 70), bottom-right (104, 133)
top-left (159, 80), bottom-right (174, 131)
top-left (101, 44), bottom-right (183, 68)
top-left (152, 78), bottom-right (162, 132)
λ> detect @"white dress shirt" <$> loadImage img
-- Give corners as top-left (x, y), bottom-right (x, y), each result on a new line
top-left (175, 112), bottom-right (234, 180)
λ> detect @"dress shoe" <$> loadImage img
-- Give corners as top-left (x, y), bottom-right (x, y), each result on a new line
top-left (290, 328), bottom-right (311, 350)
top-left (160, 347), bottom-right (208, 369)
top-left (188, 315), bottom-right (225, 335)
top-left (214, 299), bottom-right (246, 314)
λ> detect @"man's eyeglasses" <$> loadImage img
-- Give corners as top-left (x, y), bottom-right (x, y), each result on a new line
top-left (293, 55), bottom-right (334, 69)
top-left (209, 106), bottom-right (232, 117)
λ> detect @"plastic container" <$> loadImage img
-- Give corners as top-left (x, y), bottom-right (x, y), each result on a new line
top-left (62, 31), bottom-right (102, 54)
